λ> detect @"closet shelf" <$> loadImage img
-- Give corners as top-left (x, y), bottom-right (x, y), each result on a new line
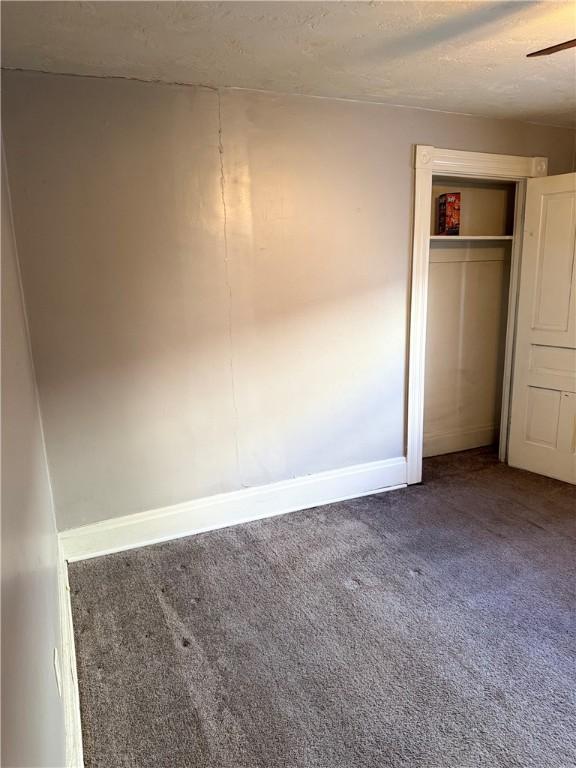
top-left (430, 235), bottom-right (513, 241)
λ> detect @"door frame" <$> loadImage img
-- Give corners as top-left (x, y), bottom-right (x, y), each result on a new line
top-left (406, 145), bottom-right (548, 484)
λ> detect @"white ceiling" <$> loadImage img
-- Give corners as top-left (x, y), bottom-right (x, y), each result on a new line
top-left (2, 1), bottom-right (575, 127)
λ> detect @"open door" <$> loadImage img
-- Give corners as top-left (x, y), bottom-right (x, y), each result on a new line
top-left (508, 173), bottom-right (576, 484)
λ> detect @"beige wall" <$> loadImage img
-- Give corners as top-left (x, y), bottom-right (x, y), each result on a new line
top-left (1, 155), bottom-right (66, 766)
top-left (3, 70), bottom-right (575, 529)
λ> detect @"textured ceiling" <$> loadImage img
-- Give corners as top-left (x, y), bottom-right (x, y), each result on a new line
top-left (2, 1), bottom-right (575, 127)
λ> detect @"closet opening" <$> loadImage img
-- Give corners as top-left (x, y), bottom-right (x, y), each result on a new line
top-left (423, 176), bottom-right (517, 459)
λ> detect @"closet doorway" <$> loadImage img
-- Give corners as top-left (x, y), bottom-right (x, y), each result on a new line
top-left (423, 178), bottom-right (515, 458)
top-left (406, 146), bottom-right (548, 484)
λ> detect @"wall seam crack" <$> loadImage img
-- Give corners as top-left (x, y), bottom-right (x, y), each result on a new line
top-left (217, 89), bottom-right (244, 487)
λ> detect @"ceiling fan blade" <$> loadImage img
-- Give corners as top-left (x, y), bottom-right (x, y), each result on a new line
top-left (527, 38), bottom-right (576, 57)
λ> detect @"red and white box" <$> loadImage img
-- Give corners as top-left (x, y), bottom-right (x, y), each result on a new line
top-left (437, 192), bottom-right (461, 235)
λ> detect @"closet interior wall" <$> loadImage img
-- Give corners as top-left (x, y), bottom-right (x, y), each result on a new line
top-left (423, 178), bottom-right (516, 457)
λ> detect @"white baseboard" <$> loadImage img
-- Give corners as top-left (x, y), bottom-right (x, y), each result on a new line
top-left (57, 544), bottom-right (84, 767)
top-left (423, 425), bottom-right (498, 458)
top-left (59, 457), bottom-right (407, 562)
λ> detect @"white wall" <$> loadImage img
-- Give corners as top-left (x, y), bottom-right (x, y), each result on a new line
top-left (2, 70), bottom-right (575, 529)
top-left (1, 154), bottom-right (66, 766)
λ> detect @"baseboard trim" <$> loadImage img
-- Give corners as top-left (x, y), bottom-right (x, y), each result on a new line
top-left (423, 425), bottom-right (498, 458)
top-left (57, 544), bottom-right (84, 767)
top-left (60, 457), bottom-right (407, 562)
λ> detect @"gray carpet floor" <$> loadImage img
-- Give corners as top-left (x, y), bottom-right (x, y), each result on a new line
top-left (70, 448), bottom-right (576, 768)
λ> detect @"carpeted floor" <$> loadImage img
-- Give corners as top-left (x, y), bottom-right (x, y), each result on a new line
top-left (69, 448), bottom-right (576, 768)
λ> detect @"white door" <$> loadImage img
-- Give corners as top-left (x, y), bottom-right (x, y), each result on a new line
top-left (508, 173), bottom-right (576, 484)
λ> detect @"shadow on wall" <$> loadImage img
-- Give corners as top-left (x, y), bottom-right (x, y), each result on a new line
top-left (2, 71), bottom-right (410, 527)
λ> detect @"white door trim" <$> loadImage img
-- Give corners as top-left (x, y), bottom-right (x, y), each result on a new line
top-left (406, 145), bottom-right (548, 484)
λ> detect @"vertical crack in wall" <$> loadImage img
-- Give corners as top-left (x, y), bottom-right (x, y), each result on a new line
top-left (217, 89), bottom-right (243, 486)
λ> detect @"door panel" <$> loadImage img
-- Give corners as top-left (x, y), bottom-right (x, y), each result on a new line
top-left (508, 173), bottom-right (576, 483)
top-left (557, 392), bottom-right (576, 454)
top-left (532, 192), bottom-right (575, 332)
